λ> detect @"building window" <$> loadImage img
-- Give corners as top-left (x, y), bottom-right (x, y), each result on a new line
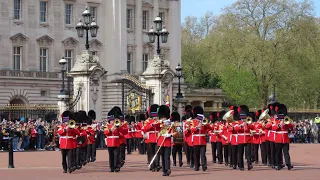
top-left (159, 12), bottom-right (165, 25)
top-left (91, 51), bottom-right (98, 56)
top-left (65, 4), bottom-right (73, 25)
top-left (127, 53), bottom-right (132, 74)
top-left (143, 53), bottom-right (149, 72)
top-left (142, 11), bottom-right (149, 30)
top-left (40, 90), bottom-right (48, 97)
top-left (39, 48), bottom-right (48, 72)
top-left (13, 47), bottom-right (22, 70)
top-left (65, 50), bottom-right (73, 71)
top-left (40, 1), bottom-right (48, 23)
top-left (89, 6), bottom-right (97, 22)
top-left (127, 9), bottom-right (132, 29)
top-left (14, 0), bottom-right (22, 20)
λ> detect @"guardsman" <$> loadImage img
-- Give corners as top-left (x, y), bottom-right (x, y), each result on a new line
top-left (85, 111), bottom-right (95, 163)
top-left (80, 117), bottom-right (88, 167)
top-left (235, 105), bottom-right (254, 171)
top-left (273, 104), bottom-right (294, 170)
top-left (136, 114), bottom-right (146, 154)
top-left (251, 110), bottom-right (262, 164)
top-left (88, 110), bottom-right (97, 161)
top-left (190, 106), bottom-right (211, 171)
top-left (217, 110), bottom-right (229, 166)
top-left (58, 111), bottom-right (80, 173)
top-left (71, 112), bottom-right (80, 171)
top-left (124, 115), bottom-right (133, 154)
top-left (74, 112), bottom-right (83, 170)
top-left (265, 102), bottom-right (280, 168)
top-left (143, 104), bottom-right (161, 172)
top-left (183, 105), bottom-right (194, 168)
top-left (104, 108), bottom-right (125, 172)
top-left (225, 106), bottom-right (239, 170)
top-left (130, 116), bottom-right (137, 152)
top-left (209, 112), bottom-right (220, 164)
top-left (171, 111), bottom-right (183, 167)
top-left (156, 105), bottom-right (173, 176)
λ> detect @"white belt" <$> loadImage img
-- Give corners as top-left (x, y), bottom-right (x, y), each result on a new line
top-left (107, 136), bottom-right (119, 138)
top-left (60, 136), bottom-right (73, 139)
top-left (238, 133), bottom-right (250, 136)
top-left (231, 134), bottom-right (238, 142)
top-left (148, 131), bottom-right (159, 133)
top-left (192, 134), bottom-right (206, 142)
top-left (276, 131), bottom-right (288, 134)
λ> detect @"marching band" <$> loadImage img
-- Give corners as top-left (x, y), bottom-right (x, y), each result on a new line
top-left (58, 102), bottom-right (295, 175)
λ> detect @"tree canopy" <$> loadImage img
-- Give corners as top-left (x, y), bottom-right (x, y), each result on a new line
top-left (181, 0), bottom-right (320, 108)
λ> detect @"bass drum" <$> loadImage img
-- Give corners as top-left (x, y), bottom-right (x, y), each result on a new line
top-left (173, 123), bottom-right (184, 144)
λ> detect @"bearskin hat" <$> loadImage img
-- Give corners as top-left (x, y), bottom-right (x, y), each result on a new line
top-left (248, 112), bottom-right (256, 122)
top-left (184, 105), bottom-right (193, 114)
top-left (88, 110), bottom-right (96, 120)
top-left (182, 116), bottom-right (187, 121)
top-left (61, 110), bottom-right (71, 122)
top-left (275, 104), bottom-right (287, 116)
top-left (268, 102), bottom-right (280, 115)
top-left (139, 114), bottom-right (146, 122)
top-left (125, 115), bottom-right (131, 122)
top-left (218, 110), bottom-right (227, 121)
top-left (158, 105), bottom-right (170, 119)
top-left (148, 104), bottom-right (159, 117)
top-left (192, 106), bottom-right (204, 117)
top-left (107, 108), bottom-right (118, 121)
top-left (170, 112), bottom-right (180, 122)
top-left (130, 116), bottom-right (136, 123)
top-left (210, 112), bottom-right (219, 122)
top-left (237, 105), bottom-right (249, 119)
top-left (113, 106), bottom-right (122, 113)
top-left (255, 110), bottom-right (262, 120)
top-left (73, 112), bottom-right (80, 124)
top-left (230, 106), bottom-right (239, 120)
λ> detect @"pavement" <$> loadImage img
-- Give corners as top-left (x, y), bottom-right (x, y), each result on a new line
top-left (0, 144), bottom-right (319, 180)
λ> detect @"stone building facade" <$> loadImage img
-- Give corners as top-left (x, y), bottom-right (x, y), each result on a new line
top-left (0, 0), bottom-right (181, 106)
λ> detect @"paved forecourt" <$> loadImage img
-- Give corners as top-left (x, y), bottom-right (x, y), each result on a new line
top-left (0, 144), bottom-right (319, 180)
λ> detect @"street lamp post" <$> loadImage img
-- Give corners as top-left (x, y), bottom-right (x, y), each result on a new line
top-left (147, 16), bottom-right (169, 55)
top-left (76, 7), bottom-right (99, 50)
top-left (175, 63), bottom-right (183, 99)
top-left (59, 57), bottom-right (67, 95)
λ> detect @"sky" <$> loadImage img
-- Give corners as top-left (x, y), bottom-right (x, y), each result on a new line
top-left (181, 0), bottom-right (320, 22)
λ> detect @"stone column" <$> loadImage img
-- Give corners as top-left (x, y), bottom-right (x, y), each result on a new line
top-left (57, 94), bottom-right (69, 122)
top-left (168, 0), bottom-right (181, 70)
top-left (135, 0), bottom-right (143, 73)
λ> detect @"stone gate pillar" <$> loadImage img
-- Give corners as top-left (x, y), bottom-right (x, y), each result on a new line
top-left (141, 55), bottom-right (175, 109)
top-left (68, 50), bottom-right (106, 120)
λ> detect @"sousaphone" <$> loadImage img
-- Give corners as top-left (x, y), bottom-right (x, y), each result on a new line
top-left (222, 110), bottom-right (234, 121)
top-left (259, 109), bottom-right (270, 121)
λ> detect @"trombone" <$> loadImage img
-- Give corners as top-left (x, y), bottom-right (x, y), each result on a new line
top-left (283, 116), bottom-right (293, 125)
top-left (67, 120), bottom-right (76, 129)
top-left (245, 116), bottom-right (253, 125)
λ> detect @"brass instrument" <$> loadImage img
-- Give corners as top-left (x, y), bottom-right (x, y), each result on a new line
top-left (283, 116), bottom-right (292, 125)
top-left (245, 116), bottom-right (253, 124)
top-left (259, 109), bottom-right (270, 121)
top-left (222, 110), bottom-right (234, 121)
top-left (172, 122), bottom-right (184, 144)
top-left (114, 119), bottom-right (121, 127)
top-left (202, 118), bottom-right (209, 126)
top-left (68, 120), bottom-right (76, 129)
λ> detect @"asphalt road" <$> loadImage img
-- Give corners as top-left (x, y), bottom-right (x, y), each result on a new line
top-left (0, 144), bottom-right (319, 180)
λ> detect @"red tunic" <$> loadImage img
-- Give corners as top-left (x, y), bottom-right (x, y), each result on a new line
top-left (58, 125), bottom-right (80, 149)
top-left (135, 122), bottom-right (143, 138)
top-left (265, 117), bottom-right (276, 142)
top-left (209, 123), bottom-right (218, 143)
top-left (190, 119), bottom-right (211, 146)
top-left (142, 119), bottom-right (160, 144)
top-left (235, 120), bottom-right (254, 144)
top-left (218, 123), bottom-right (229, 145)
top-left (228, 121), bottom-right (239, 145)
top-left (104, 124), bottom-right (126, 147)
top-left (157, 124), bottom-right (173, 147)
top-left (251, 122), bottom-right (262, 144)
top-left (272, 120), bottom-right (294, 144)
top-left (80, 129), bottom-right (88, 147)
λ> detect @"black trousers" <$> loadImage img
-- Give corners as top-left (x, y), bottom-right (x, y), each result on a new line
top-left (185, 144), bottom-right (194, 166)
top-left (61, 149), bottom-right (73, 171)
top-left (72, 148), bottom-right (76, 168)
top-left (270, 141), bottom-right (277, 166)
top-left (265, 140), bottom-right (272, 165)
top-left (81, 146), bottom-right (87, 164)
top-left (119, 144), bottom-right (126, 162)
top-left (76, 147), bottom-right (81, 166)
top-left (86, 144), bottom-right (96, 162)
top-left (132, 138), bottom-right (137, 151)
top-left (211, 142), bottom-right (217, 162)
top-left (231, 145), bottom-right (238, 167)
top-left (172, 144), bottom-right (183, 165)
top-left (193, 145), bottom-right (207, 169)
top-left (126, 139), bottom-right (132, 154)
top-left (216, 142), bottom-right (223, 163)
top-left (228, 144), bottom-right (232, 165)
top-left (223, 145), bottom-right (229, 164)
top-left (260, 142), bottom-right (267, 164)
top-left (252, 144), bottom-right (259, 163)
top-left (275, 143), bottom-right (291, 167)
top-left (108, 147), bottom-right (120, 170)
top-left (136, 138), bottom-right (145, 154)
top-left (147, 143), bottom-right (159, 169)
top-left (161, 147), bottom-right (171, 173)
top-left (238, 143), bottom-right (252, 168)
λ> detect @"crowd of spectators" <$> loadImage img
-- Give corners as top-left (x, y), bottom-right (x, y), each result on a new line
top-left (0, 118), bottom-right (319, 152)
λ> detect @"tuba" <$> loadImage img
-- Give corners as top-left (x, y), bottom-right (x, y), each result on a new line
top-left (245, 116), bottom-right (253, 124)
top-left (283, 116), bottom-right (292, 125)
top-left (259, 109), bottom-right (270, 121)
top-left (222, 110), bottom-right (234, 121)
top-left (68, 120), bottom-right (76, 129)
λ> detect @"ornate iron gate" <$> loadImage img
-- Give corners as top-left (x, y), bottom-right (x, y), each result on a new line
top-left (112, 74), bottom-right (152, 115)
top-left (0, 104), bottom-right (59, 122)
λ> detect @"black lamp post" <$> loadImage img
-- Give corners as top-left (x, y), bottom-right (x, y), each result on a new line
top-left (8, 130), bottom-right (14, 168)
top-left (175, 63), bottom-right (183, 99)
top-left (59, 57), bottom-right (67, 95)
top-left (147, 16), bottom-right (169, 55)
top-left (76, 7), bottom-right (99, 50)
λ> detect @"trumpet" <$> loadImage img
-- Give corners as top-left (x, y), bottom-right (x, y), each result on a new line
top-left (245, 116), bottom-right (253, 124)
top-left (114, 119), bottom-right (121, 127)
top-left (202, 118), bottom-right (209, 126)
top-left (68, 120), bottom-right (76, 129)
top-left (283, 116), bottom-right (292, 125)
